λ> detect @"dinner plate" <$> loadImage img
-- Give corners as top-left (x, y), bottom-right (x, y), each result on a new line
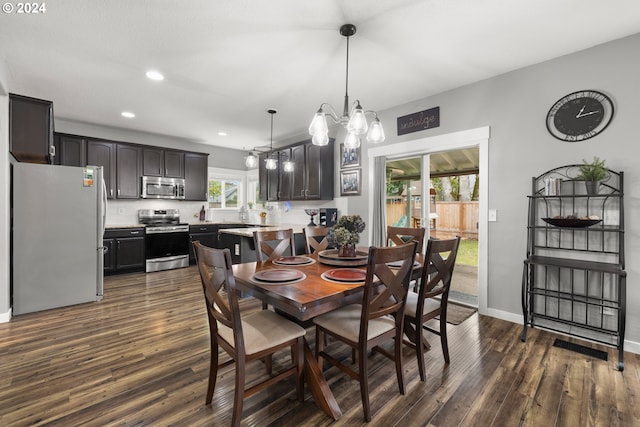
top-left (323, 268), bottom-right (367, 282)
top-left (272, 256), bottom-right (314, 266)
top-left (253, 269), bottom-right (304, 283)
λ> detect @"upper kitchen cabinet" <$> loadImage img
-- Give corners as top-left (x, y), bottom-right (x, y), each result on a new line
top-left (87, 140), bottom-right (116, 199)
top-left (184, 152), bottom-right (209, 201)
top-left (116, 144), bottom-right (142, 199)
top-left (54, 133), bottom-right (87, 167)
top-left (258, 153), bottom-right (280, 201)
top-left (9, 93), bottom-right (54, 164)
top-left (290, 139), bottom-right (334, 200)
top-left (258, 139), bottom-right (334, 201)
top-left (142, 147), bottom-right (184, 178)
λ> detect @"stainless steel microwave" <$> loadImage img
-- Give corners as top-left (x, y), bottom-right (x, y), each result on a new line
top-left (141, 176), bottom-right (185, 199)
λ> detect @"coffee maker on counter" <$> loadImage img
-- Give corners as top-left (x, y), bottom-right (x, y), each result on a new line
top-left (318, 208), bottom-right (338, 227)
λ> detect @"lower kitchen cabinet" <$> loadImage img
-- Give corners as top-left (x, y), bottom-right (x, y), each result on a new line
top-left (104, 228), bottom-right (145, 275)
top-left (189, 224), bottom-right (219, 264)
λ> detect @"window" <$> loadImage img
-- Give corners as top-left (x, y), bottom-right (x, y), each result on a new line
top-left (208, 168), bottom-right (245, 209)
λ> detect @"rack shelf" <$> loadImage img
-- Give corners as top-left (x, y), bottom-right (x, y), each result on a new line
top-left (521, 164), bottom-right (626, 370)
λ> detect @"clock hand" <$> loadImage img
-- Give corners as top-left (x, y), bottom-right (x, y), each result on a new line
top-left (575, 105), bottom-right (586, 118)
top-left (576, 110), bottom-right (600, 118)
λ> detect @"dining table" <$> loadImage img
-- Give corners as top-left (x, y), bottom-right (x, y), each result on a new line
top-left (231, 248), bottom-right (424, 420)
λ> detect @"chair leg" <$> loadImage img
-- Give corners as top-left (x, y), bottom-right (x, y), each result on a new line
top-left (395, 332), bottom-right (405, 394)
top-left (206, 342), bottom-right (219, 404)
top-left (415, 319), bottom-right (426, 382)
top-left (358, 347), bottom-right (372, 422)
top-left (265, 355), bottom-right (273, 374)
top-left (440, 315), bottom-right (450, 363)
top-left (315, 327), bottom-right (324, 371)
top-left (232, 358), bottom-right (245, 427)
top-left (295, 337), bottom-right (304, 402)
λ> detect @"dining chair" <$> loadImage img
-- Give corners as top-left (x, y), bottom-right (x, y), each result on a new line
top-left (192, 241), bottom-right (306, 427)
top-left (313, 242), bottom-right (418, 421)
top-left (386, 225), bottom-right (426, 254)
top-left (253, 228), bottom-right (296, 264)
top-left (403, 236), bottom-right (461, 381)
top-left (303, 226), bottom-right (330, 254)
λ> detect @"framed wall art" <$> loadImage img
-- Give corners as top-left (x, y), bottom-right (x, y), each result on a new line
top-left (340, 143), bottom-right (360, 168)
top-left (340, 168), bottom-right (361, 196)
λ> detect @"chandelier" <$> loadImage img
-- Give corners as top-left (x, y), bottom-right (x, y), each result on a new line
top-left (308, 24), bottom-right (385, 149)
top-left (245, 109), bottom-right (294, 171)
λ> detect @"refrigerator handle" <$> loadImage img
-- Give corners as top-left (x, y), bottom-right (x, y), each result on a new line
top-left (101, 178), bottom-right (108, 236)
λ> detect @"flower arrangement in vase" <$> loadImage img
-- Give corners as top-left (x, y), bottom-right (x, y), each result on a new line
top-left (327, 214), bottom-right (366, 257)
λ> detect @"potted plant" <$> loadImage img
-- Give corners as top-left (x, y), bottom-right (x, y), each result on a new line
top-left (577, 157), bottom-right (608, 195)
top-left (327, 214), bottom-right (366, 257)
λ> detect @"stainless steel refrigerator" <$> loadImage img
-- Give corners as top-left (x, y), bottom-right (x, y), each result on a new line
top-left (11, 162), bottom-right (106, 315)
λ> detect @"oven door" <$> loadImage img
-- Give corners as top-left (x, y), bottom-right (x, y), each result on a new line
top-left (145, 228), bottom-right (190, 259)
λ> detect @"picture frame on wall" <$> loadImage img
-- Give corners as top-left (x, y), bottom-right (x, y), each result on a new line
top-left (340, 169), bottom-right (361, 196)
top-left (340, 143), bottom-right (360, 168)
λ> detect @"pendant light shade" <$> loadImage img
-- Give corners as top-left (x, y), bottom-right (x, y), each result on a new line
top-left (265, 109), bottom-right (278, 170)
top-left (245, 152), bottom-right (258, 168)
top-left (265, 157), bottom-right (277, 170)
top-left (308, 24), bottom-right (385, 147)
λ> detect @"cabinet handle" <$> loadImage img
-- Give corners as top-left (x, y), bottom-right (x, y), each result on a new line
top-left (117, 189), bottom-right (121, 197)
top-left (130, 231), bottom-right (140, 235)
top-left (110, 188), bottom-right (113, 197)
top-left (165, 168), bottom-right (168, 176)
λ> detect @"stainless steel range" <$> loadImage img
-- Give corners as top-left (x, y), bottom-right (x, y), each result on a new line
top-left (138, 209), bottom-right (190, 272)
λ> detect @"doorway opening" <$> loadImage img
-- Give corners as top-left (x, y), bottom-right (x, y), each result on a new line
top-left (384, 148), bottom-right (480, 307)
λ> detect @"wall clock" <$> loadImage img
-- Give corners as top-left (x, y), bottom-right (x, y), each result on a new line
top-left (546, 90), bottom-right (614, 142)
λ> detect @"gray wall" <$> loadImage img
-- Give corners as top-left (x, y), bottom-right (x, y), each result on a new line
top-left (357, 33), bottom-right (640, 348)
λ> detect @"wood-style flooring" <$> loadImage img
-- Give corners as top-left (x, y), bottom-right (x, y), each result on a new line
top-left (1, 266), bottom-right (638, 426)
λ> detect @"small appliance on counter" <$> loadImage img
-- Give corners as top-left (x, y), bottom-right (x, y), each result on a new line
top-left (138, 209), bottom-right (190, 272)
top-left (319, 208), bottom-right (338, 227)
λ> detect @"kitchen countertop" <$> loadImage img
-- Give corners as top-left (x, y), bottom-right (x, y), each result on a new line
top-left (219, 224), bottom-right (306, 238)
top-left (105, 224), bottom-right (146, 229)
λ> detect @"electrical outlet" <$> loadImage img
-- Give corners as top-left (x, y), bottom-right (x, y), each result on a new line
top-left (118, 208), bottom-right (125, 215)
top-left (488, 209), bottom-right (497, 222)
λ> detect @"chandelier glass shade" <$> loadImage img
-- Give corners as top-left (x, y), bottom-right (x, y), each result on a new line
top-left (245, 109), bottom-right (293, 172)
top-left (309, 24), bottom-right (385, 148)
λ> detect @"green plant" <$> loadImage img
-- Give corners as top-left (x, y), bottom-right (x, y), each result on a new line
top-left (577, 157), bottom-right (607, 181)
top-left (327, 215), bottom-right (366, 246)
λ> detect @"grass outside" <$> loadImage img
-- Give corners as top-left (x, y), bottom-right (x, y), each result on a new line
top-left (456, 238), bottom-right (478, 266)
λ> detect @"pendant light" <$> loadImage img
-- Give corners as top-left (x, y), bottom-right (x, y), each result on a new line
top-left (265, 109), bottom-right (278, 170)
top-left (308, 24), bottom-right (385, 149)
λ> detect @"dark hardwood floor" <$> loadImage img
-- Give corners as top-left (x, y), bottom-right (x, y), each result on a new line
top-left (1, 266), bottom-right (638, 426)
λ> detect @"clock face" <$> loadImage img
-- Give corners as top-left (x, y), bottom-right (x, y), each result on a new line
top-left (546, 90), bottom-right (614, 142)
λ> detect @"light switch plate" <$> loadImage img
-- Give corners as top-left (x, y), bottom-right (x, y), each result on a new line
top-left (488, 209), bottom-right (497, 222)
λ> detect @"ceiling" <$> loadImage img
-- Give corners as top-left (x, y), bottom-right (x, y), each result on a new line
top-left (2, 1), bottom-right (639, 152)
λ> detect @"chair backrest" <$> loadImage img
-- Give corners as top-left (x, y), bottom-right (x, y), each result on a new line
top-left (193, 241), bottom-right (244, 352)
top-left (418, 236), bottom-right (461, 302)
top-left (361, 242), bottom-right (418, 335)
top-left (303, 226), bottom-right (329, 254)
top-left (386, 225), bottom-right (426, 254)
top-left (253, 229), bottom-right (296, 264)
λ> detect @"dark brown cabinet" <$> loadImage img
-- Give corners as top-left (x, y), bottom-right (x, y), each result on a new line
top-left (116, 144), bottom-right (142, 199)
top-left (87, 140), bottom-right (116, 199)
top-left (143, 147), bottom-right (184, 178)
top-left (188, 224), bottom-right (219, 264)
top-left (54, 134), bottom-right (86, 167)
top-left (185, 153), bottom-right (208, 201)
top-left (9, 93), bottom-right (54, 164)
top-left (259, 139), bottom-right (334, 201)
top-left (104, 228), bottom-right (145, 275)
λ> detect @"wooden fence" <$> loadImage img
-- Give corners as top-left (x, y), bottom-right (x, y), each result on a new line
top-left (386, 200), bottom-right (479, 239)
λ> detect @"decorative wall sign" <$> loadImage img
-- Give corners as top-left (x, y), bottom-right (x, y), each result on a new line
top-left (340, 143), bottom-right (360, 168)
top-left (340, 169), bottom-right (361, 196)
top-left (397, 106), bottom-right (440, 136)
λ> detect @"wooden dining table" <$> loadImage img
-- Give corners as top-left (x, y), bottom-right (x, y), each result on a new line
top-left (231, 249), bottom-right (424, 420)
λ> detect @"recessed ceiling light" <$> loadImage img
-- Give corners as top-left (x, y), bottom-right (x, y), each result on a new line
top-left (121, 111), bottom-right (135, 118)
top-left (218, 132), bottom-right (228, 136)
top-left (145, 70), bottom-right (164, 81)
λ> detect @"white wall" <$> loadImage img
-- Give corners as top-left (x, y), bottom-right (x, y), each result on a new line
top-left (358, 33), bottom-right (640, 349)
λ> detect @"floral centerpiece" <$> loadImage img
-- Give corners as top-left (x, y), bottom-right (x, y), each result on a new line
top-left (327, 214), bottom-right (366, 257)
